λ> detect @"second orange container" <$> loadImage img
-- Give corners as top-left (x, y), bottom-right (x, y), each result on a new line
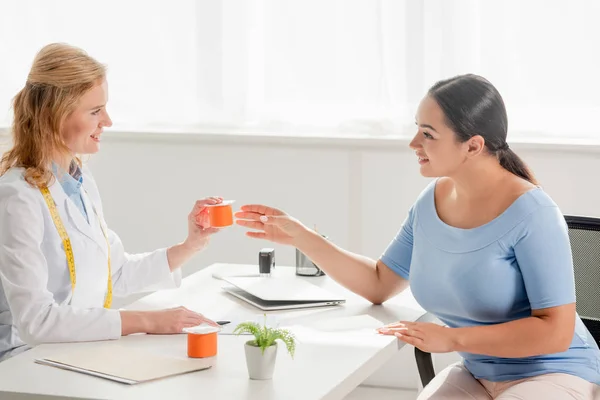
top-left (183, 325), bottom-right (221, 358)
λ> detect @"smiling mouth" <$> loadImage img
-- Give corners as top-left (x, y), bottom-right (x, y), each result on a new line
top-left (90, 133), bottom-right (101, 141)
top-left (417, 156), bottom-right (429, 164)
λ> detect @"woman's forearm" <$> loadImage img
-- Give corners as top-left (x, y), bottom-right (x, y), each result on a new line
top-left (452, 316), bottom-right (572, 357)
top-left (166, 241), bottom-right (202, 272)
top-left (294, 229), bottom-right (406, 303)
top-left (120, 310), bottom-right (151, 336)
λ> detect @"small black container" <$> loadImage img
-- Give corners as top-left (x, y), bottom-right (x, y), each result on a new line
top-left (258, 248), bottom-right (275, 277)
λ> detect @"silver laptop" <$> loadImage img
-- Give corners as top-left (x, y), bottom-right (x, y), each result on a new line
top-left (222, 276), bottom-right (346, 311)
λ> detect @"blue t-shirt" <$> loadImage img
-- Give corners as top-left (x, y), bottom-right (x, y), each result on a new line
top-left (381, 180), bottom-right (600, 384)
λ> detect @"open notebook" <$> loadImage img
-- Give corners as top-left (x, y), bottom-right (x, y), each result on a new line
top-left (35, 343), bottom-right (212, 385)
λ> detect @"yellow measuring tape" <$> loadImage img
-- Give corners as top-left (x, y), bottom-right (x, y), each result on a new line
top-left (40, 187), bottom-right (112, 308)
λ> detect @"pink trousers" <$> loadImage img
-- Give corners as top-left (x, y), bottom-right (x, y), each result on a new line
top-left (418, 363), bottom-right (600, 400)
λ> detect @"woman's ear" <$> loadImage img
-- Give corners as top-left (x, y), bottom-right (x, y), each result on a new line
top-left (466, 135), bottom-right (486, 157)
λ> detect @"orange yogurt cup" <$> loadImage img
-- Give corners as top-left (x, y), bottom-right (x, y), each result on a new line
top-left (205, 200), bottom-right (235, 228)
top-left (183, 325), bottom-right (221, 358)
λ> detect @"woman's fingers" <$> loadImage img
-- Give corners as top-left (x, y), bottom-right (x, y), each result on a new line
top-left (239, 204), bottom-right (285, 216)
top-left (378, 327), bottom-right (407, 335)
top-left (236, 220), bottom-right (265, 230)
top-left (201, 316), bottom-right (221, 328)
top-left (194, 197), bottom-right (221, 209)
top-left (246, 231), bottom-right (267, 239)
top-left (239, 204), bottom-right (270, 214)
top-left (184, 312), bottom-right (220, 328)
top-left (395, 333), bottom-right (424, 347)
top-left (195, 209), bottom-right (210, 227)
top-left (234, 211), bottom-right (263, 220)
top-left (378, 322), bottom-right (423, 339)
top-left (190, 197), bottom-right (222, 219)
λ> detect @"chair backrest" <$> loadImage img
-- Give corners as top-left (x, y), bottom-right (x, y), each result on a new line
top-left (564, 215), bottom-right (600, 346)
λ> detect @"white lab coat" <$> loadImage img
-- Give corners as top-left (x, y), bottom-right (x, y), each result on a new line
top-left (0, 166), bottom-right (181, 361)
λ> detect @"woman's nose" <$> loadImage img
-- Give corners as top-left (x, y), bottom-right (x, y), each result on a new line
top-left (409, 133), bottom-right (421, 150)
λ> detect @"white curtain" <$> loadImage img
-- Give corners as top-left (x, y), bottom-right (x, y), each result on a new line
top-left (1, 0), bottom-right (599, 138)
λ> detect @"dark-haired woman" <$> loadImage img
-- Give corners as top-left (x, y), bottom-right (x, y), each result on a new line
top-left (235, 74), bottom-right (600, 399)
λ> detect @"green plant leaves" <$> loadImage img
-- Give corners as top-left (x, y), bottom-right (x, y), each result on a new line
top-left (233, 316), bottom-right (296, 358)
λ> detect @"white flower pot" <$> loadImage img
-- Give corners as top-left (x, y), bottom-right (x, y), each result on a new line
top-left (244, 341), bottom-right (278, 380)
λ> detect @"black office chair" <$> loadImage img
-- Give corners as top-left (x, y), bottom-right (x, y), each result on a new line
top-left (564, 215), bottom-right (600, 344)
top-left (414, 215), bottom-right (600, 388)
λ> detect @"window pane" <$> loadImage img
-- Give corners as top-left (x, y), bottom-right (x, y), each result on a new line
top-left (0, 0), bottom-right (199, 127)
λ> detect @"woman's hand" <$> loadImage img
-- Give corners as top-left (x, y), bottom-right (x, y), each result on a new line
top-left (166, 197), bottom-right (224, 271)
top-left (146, 306), bottom-right (220, 334)
top-left (377, 321), bottom-right (458, 353)
top-left (148, 307), bottom-right (220, 334)
top-left (120, 307), bottom-right (220, 336)
top-left (184, 197), bottom-right (223, 251)
top-left (234, 204), bottom-right (308, 245)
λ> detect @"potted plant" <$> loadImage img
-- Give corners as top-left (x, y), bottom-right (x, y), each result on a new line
top-left (233, 315), bottom-right (296, 380)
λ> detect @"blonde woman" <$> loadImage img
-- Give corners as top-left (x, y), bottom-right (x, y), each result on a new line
top-left (0, 43), bottom-right (221, 361)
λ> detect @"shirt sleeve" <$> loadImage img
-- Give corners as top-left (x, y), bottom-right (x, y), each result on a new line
top-left (380, 206), bottom-right (415, 280)
top-left (109, 229), bottom-right (182, 297)
top-left (512, 205), bottom-right (575, 310)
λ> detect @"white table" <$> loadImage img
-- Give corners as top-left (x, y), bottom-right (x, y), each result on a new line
top-left (0, 263), bottom-right (426, 400)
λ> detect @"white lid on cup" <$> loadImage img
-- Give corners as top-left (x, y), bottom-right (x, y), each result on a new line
top-left (182, 324), bottom-right (222, 335)
top-left (204, 200), bottom-right (235, 208)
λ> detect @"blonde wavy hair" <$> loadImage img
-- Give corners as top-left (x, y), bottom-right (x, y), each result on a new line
top-left (0, 43), bottom-right (106, 188)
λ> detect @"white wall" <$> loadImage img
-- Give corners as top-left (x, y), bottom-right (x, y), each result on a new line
top-left (77, 131), bottom-right (600, 389)
top-left (91, 132), bottom-right (600, 276)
